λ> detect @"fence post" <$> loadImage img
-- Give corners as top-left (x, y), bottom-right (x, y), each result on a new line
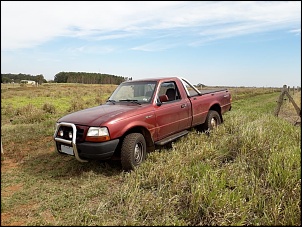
top-left (284, 90), bottom-right (301, 117)
top-left (274, 85), bottom-right (287, 116)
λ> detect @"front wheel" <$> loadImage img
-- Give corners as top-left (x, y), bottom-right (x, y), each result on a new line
top-left (203, 110), bottom-right (222, 131)
top-left (121, 133), bottom-right (147, 171)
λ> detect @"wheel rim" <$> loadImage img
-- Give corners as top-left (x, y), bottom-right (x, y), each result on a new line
top-left (210, 117), bottom-right (217, 128)
top-left (134, 142), bottom-right (143, 164)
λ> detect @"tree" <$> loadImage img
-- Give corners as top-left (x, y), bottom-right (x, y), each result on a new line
top-left (36, 74), bottom-right (45, 85)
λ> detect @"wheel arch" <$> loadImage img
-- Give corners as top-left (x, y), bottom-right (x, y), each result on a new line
top-left (209, 103), bottom-right (223, 123)
top-left (120, 126), bottom-right (154, 153)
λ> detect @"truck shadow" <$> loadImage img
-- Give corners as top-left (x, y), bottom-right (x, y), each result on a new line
top-left (20, 152), bottom-right (123, 179)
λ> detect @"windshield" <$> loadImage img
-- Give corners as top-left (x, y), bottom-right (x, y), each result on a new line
top-left (108, 81), bottom-right (157, 104)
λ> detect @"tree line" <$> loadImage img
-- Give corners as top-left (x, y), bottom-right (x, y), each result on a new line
top-left (54, 72), bottom-right (128, 85)
top-left (1, 72), bottom-right (131, 85)
top-left (1, 73), bottom-right (46, 84)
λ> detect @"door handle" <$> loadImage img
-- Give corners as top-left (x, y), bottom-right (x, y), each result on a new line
top-left (181, 104), bottom-right (186, 108)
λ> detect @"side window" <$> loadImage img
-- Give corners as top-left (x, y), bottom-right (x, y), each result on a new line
top-left (158, 82), bottom-right (181, 102)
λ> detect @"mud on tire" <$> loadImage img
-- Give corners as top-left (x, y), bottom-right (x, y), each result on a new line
top-left (203, 110), bottom-right (222, 131)
top-left (121, 133), bottom-right (147, 171)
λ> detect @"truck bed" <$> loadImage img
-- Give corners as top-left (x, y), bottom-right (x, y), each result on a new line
top-left (198, 88), bottom-right (228, 95)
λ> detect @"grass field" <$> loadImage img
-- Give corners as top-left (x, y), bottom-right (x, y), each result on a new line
top-left (1, 83), bottom-right (301, 226)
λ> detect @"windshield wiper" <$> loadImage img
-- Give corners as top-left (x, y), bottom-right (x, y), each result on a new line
top-left (119, 99), bottom-right (141, 105)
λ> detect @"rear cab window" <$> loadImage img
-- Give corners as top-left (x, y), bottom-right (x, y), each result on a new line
top-left (180, 78), bottom-right (200, 97)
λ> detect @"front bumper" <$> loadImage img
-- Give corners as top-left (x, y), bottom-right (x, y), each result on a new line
top-left (76, 139), bottom-right (119, 159)
top-left (53, 122), bottom-right (119, 162)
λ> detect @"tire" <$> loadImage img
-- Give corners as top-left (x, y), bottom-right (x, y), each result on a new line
top-left (203, 110), bottom-right (222, 131)
top-left (121, 133), bottom-right (147, 171)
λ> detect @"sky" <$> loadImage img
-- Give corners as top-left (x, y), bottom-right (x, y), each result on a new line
top-left (1, 1), bottom-right (301, 87)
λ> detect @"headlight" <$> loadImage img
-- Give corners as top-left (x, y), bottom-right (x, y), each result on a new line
top-left (59, 130), bottom-right (64, 137)
top-left (86, 127), bottom-right (110, 142)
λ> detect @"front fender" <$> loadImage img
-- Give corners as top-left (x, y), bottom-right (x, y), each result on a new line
top-left (106, 111), bottom-right (156, 140)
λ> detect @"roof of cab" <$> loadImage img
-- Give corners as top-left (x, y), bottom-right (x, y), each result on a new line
top-left (122, 77), bottom-right (182, 83)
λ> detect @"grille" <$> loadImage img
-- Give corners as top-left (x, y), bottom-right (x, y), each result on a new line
top-left (56, 125), bottom-right (85, 142)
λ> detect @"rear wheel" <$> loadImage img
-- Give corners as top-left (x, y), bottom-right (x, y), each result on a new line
top-left (121, 133), bottom-right (147, 171)
top-left (203, 110), bottom-right (222, 131)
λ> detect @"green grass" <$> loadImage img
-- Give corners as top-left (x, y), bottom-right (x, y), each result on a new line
top-left (1, 84), bottom-right (300, 226)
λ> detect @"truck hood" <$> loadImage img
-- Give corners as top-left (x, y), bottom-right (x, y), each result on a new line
top-left (57, 104), bottom-right (141, 126)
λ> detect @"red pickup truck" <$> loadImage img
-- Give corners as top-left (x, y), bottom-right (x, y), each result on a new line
top-left (53, 77), bottom-right (231, 170)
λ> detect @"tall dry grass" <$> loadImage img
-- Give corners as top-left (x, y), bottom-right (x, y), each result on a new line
top-left (1, 83), bottom-right (300, 226)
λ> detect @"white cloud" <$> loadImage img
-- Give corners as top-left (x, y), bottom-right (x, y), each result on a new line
top-left (1, 1), bottom-right (301, 50)
top-left (289, 28), bottom-right (301, 35)
top-left (131, 40), bottom-right (179, 52)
